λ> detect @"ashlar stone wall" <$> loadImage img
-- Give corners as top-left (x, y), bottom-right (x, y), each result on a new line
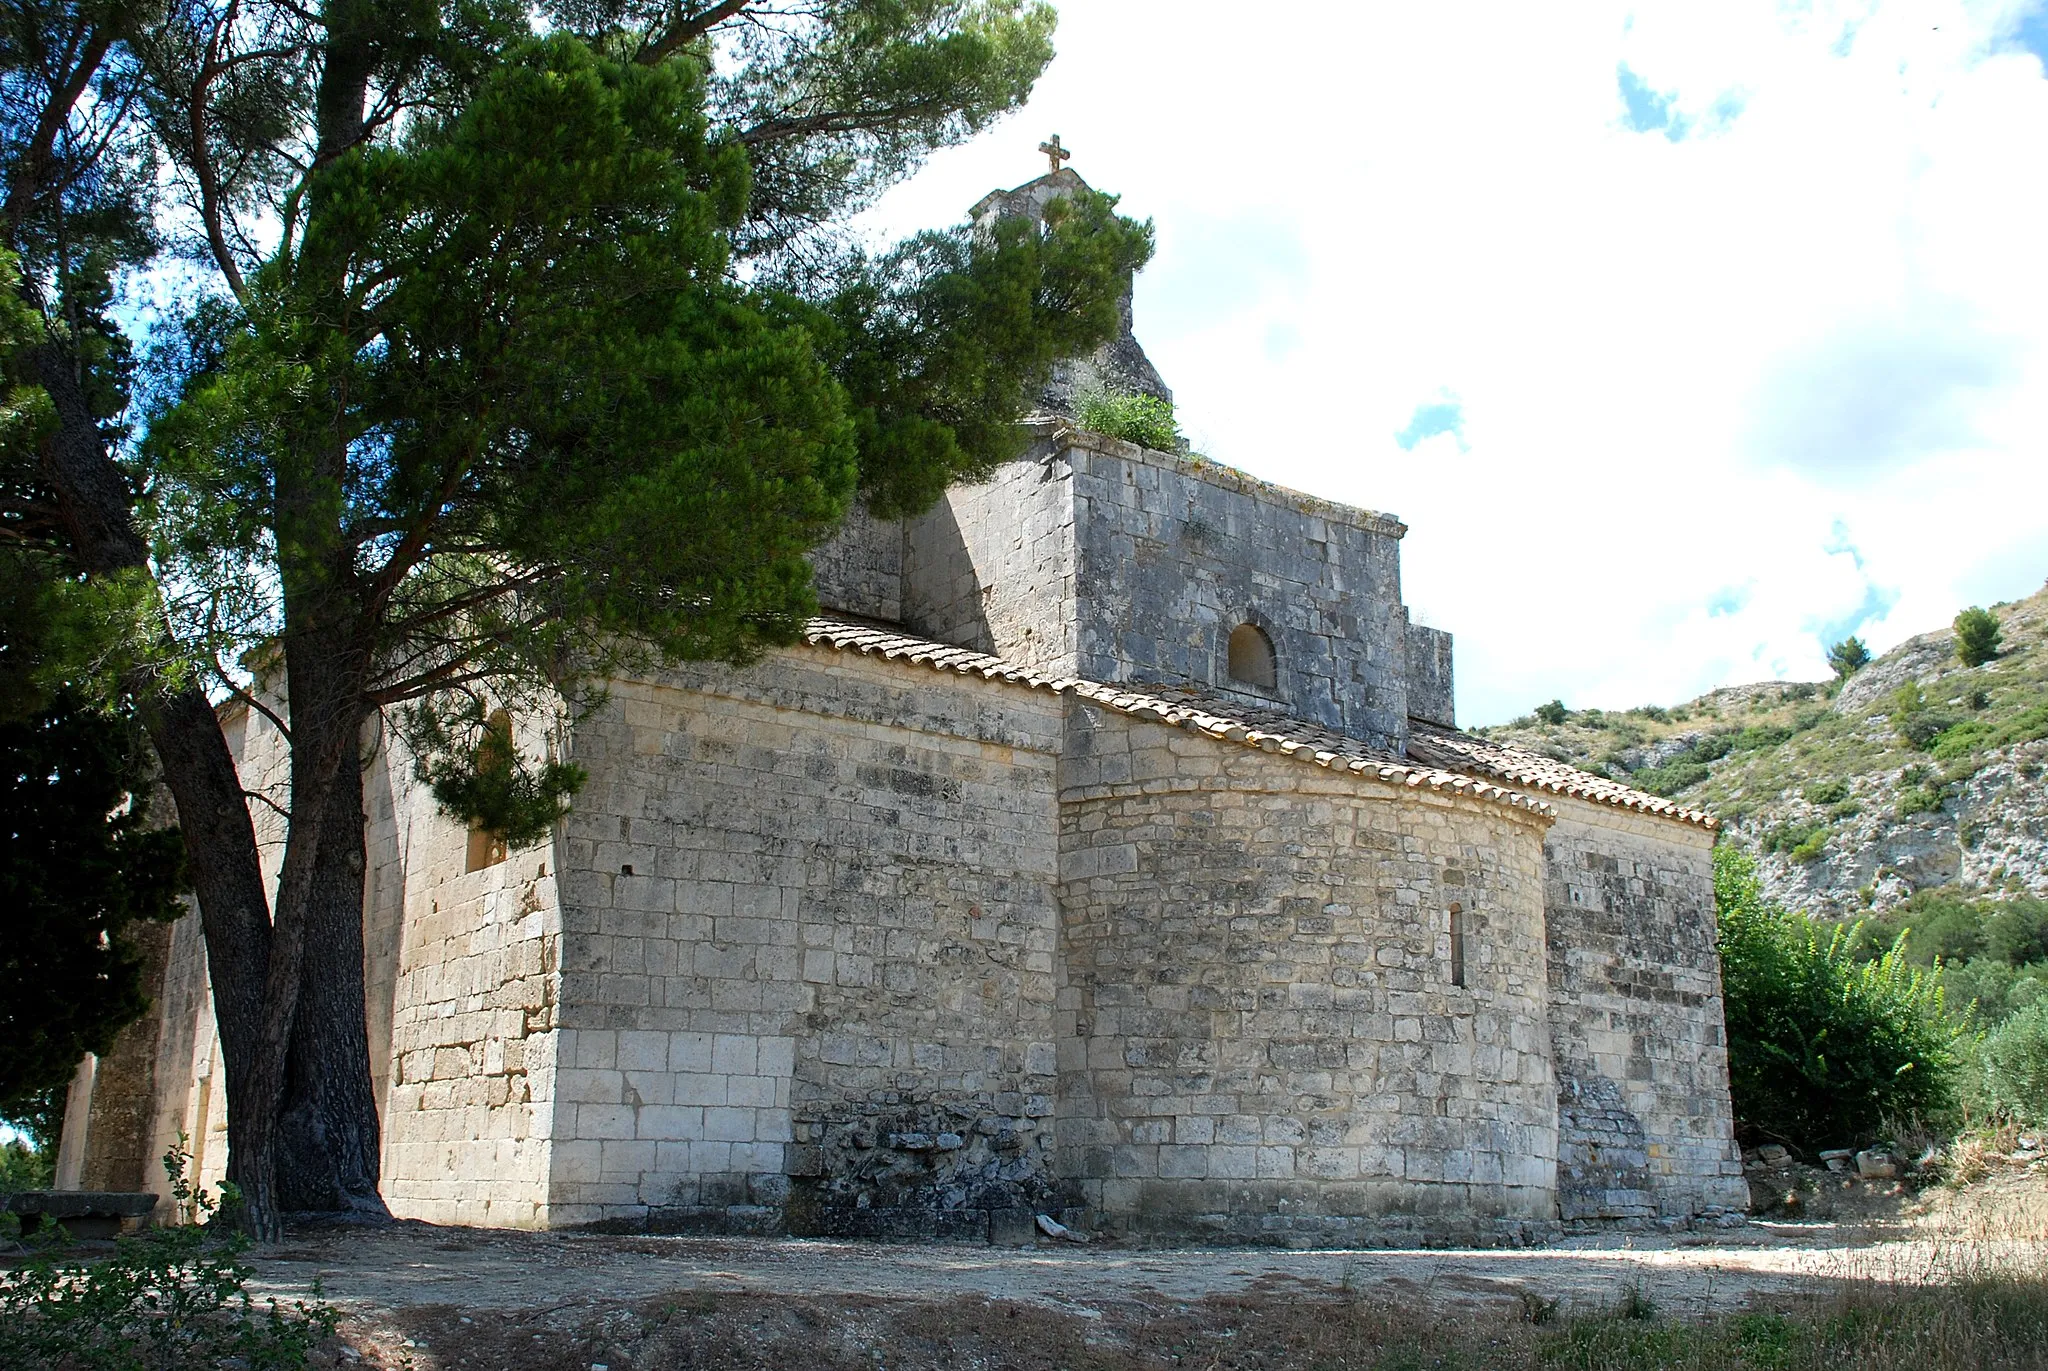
top-left (1542, 796), bottom-right (1747, 1223)
top-left (96, 693), bottom-right (571, 1228)
top-left (812, 434), bottom-right (1433, 757)
top-left (1062, 433), bottom-right (1413, 753)
top-left (368, 721), bottom-right (565, 1229)
top-left (899, 453), bottom-right (1080, 675)
top-left (1054, 704), bottom-right (1558, 1244)
top-left (550, 645), bottom-right (1069, 1239)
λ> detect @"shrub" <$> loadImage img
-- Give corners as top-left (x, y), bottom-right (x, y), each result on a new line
top-left (1804, 779), bottom-right (1851, 805)
top-left (1828, 635), bottom-right (1872, 679)
top-left (1733, 723), bottom-right (1795, 752)
top-left (1075, 390), bottom-right (1181, 451)
top-left (1692, 732), bottom-right (1735, 762)
top-left (1985, 901), bottom-right (2048, 966)
top-left (1789, 830), bottom-right (1829, 864)
top-left (1635, 759), bottom-right (1710, 796)
top-left (0, 1142), bottom-right (335, 1371)
top-left (1979, 1002), bottom-right (2048, 1124)
top-left (1632, 704), bottom-right (1670, 723)
top-left (0, 1134), bottom-right (49, 1195)
top-left (1928, 703), bottom-right (2048, 763)
top-left (1897, 785), bottom-right (1947, 817)
top-left (1887, 684), bottom-right (1964, 749)
top-left (1714, 847), bottom-right (1959, 1150)
top-left (1762, 822), bottom-right (1826, 856)
top-left (1533, 699), bottom-right (1568, 726)
top-left (1954, 606), bottom-right (2003, 667)
top-left (1940, 958), bottom-right (2048, 1027)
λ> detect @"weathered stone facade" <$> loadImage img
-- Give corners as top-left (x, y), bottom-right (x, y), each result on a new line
top-left (1056, 712), bottom-right (1558, 1244)
top-left (67, 167), bottom-right (1747, 1244)
top-left (1540, 798), bottom-right (1740, 1223)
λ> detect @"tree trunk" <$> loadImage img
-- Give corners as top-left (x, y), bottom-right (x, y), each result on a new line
top-left (28, 340), bottom-right (290, 1231)
top-left (277, 743), bottom-right (389, 1217)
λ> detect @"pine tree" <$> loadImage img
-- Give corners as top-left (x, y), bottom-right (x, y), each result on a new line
top-left (5, 1), bottom-right (1149, 1236)
top-left (1953, 607), bottom-right (2002, 668)
top-left (1827, 635), bottom-right (1872, 680)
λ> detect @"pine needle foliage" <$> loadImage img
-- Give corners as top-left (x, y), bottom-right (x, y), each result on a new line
top-left (4, 0), bottom-right (1153, 1232)
top-left (1828, 635), bottom-right (1872, 679)
top-left (1955, 606), bottom-right (2004, 668)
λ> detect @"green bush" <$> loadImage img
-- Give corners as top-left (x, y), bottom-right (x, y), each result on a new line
top-left (1953, 606), bottom-right (2003, 667)
top-left (1075, 390), bottom-right (1181, 451)
top-left (1762, 822), bottom-right (1826, 856)
top-left (1928, 703), bottom-right (2048, 763)
top-left (0, 1142), bottom-right (335, 1371)
top-left (1691, 732), bottom-right (1736, 763)
top-left (1788, 830), bottom-right (1829, 864)
top-left (1635, 759), bottom-right (1711, 796)
top-left (1848, 896), bottom-right (2048, 1029)
top-left (1939, 958), bottom-right (2048, 1027)
top-left (1733, 723), bottom-right (1795, 752)
top-left (1886, 685), bottom-right (1964, 750)
top-left (1897, 785), bottom-right (1947, 817)
top-left (1985, 901), bottom-right (2048, 965)
top-left (1979, 1002), bottom-right (2048, 1124)
top-left (1804, 779), bottom-right (1850, 805)
top-left (1632, 729), bottom-right (1742, 797)
top-left (0, 1134), bottom-right (49, 1195)
top-left (1533, 699), bottom-right (1568, 726)
top-left (0, 1134), bottom-right (50, 1242)
top-left (1714, 847), bottom-right (1959, 1150)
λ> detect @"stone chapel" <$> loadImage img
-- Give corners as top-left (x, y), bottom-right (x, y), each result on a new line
top-left (59, 165), bottom-right (1750, 1246)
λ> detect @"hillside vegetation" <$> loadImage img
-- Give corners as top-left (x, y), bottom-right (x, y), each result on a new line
top-left (1474, 582), bottom-right (2048, 1035)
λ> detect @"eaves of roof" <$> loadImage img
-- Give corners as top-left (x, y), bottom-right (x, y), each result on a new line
top-left (800, 617), bottom-right (1552, 820)
top-left (1406, 721), bottom-right (1717, 830)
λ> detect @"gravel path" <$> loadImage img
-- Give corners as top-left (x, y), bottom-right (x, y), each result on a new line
top-left (245, 1221), bottom-right (2041, 1325)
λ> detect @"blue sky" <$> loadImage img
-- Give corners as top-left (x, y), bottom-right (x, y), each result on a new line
top-left (858, 0), bottom-right (2048, 724)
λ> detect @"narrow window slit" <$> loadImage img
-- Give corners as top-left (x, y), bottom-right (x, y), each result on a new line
top-left (1448, 902), bottom-right (1466, 988)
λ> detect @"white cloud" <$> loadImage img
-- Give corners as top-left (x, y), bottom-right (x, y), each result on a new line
top-left (855, 0), bottom-right (2048, 724)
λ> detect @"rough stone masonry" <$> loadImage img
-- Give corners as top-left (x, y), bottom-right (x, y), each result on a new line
top-left (65, 165), bottom-right (1748, 1245)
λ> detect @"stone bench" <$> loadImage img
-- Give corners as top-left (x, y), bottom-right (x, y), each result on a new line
top-left (4, 1191), bottom-right (158, 1240)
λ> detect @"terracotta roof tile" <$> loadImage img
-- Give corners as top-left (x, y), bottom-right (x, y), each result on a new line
top-left (1405, 721), bottom-right (1717, 830)
top-left (800, 617), bottom-right (1552, 818)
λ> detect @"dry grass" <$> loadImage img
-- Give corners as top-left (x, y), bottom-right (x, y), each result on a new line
top-left (349, 1249), bottom-right (2048, 1371)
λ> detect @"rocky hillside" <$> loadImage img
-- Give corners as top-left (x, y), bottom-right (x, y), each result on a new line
top-left (1470, 583), bottom-right (2048, 917)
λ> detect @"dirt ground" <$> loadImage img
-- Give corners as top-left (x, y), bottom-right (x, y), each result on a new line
top-left (244, 1166), bottom-right (2048, 1371)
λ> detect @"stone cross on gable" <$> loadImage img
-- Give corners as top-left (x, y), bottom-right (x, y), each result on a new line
top-left (1038, 134), bottom-right (1071, 175)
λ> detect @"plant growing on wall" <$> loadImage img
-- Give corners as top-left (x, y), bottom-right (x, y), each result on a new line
top-left (1076, 389), bottom-right (1181, 451)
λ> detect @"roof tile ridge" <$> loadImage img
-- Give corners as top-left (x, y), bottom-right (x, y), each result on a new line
top-left (1409, 721), bottom-right (1716, 829)
top-left (797, 619), bottom-right (1556, 819)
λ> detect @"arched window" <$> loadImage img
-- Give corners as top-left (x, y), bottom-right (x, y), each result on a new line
top-left (1226, 622), bottom-right (1277, 691)
top-left (464, 709), bottom-right (513, 873)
